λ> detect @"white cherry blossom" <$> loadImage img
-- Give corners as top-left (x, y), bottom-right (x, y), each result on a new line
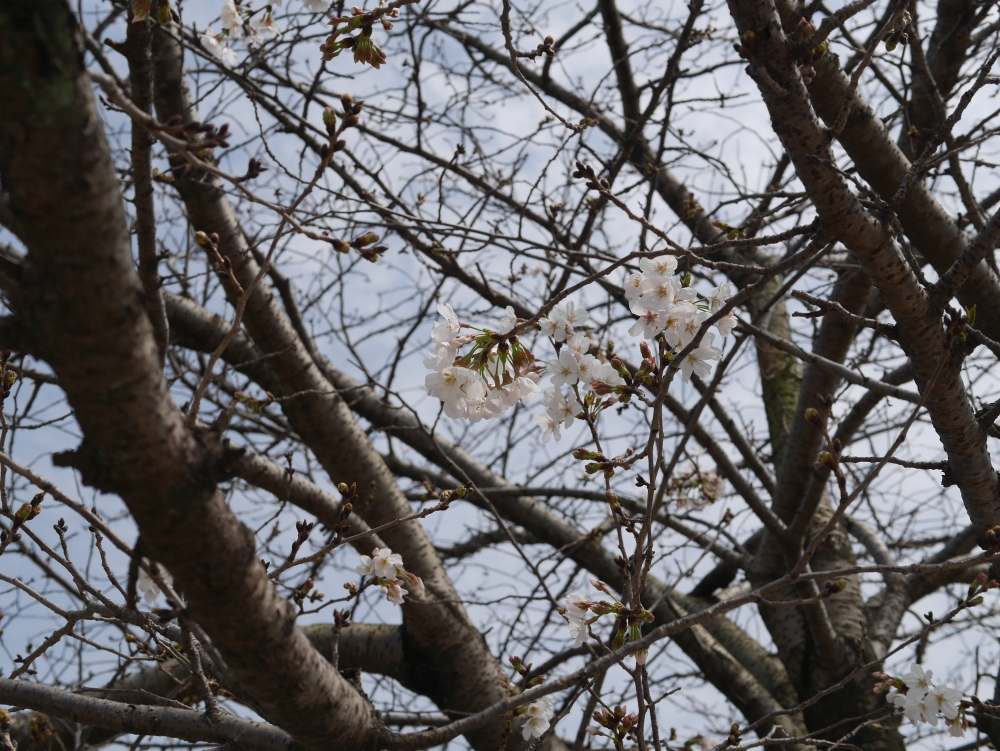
top-left (302, 0), bottom-right (331, 8)
top-left (628, 300), bottom-right (667, 339)
top-left (562, 301), bottom-right (587, 329)
top-left (137, 568), bottom-right (162, 604)
top-left (639, 255), bottom-right (678, 279)
top-left (535, 413), bottom-right (561, 443)
top-left (706, 281), bottom-right (735, 313)
top-left (544, 387), bottom-right (582, 427)
top-left (902, 664), bottom-right (933, 698)
top-left (679, 332), bottom-right (722, 382)
top-left (522, 696), bottom-right (554, 739)
top-left (548, 348), bottom-right (580, 387)
top-left (663, 302), bottom-right (696, 348)
top-left (624, 272), bottom-right (644, 300)
top-left (716, 311), bottom-right (737, 338)
top-left (220, 0), bottom-right (244, 37)
top-left (380, 579), bottom-right (406, 605)
top-left (566, 331), bottom-right (594, 353)
top-left (575, 354), bottom-right (600, 385)
top-left (497, 306), bottom-right (517, 334)
top-left (923, 685), bottom-right (962, 723)
top-left (357, 547), bottom-right (403, 579)
top-left (432, 303), bottom-right (462, 343)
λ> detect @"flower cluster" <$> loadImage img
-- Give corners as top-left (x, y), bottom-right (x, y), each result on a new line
top-left (588, 704), bottom-right (638, 744)
top-left (521, 695), bottom-right (555, 740)
top-left (625, 257), bottom-right (734, 381)
top-left (874, 663), bottom-right (967, 737)
top-left (425, 304), bottom-right (541, 422)
top-left (202, 0), bottom-right (331, 64)
top-left (500, 655), bottom-right (554, 740)
top-left (356, 547), bottom-right (424, 605)
top-left (562, 579), bottom-right (654, 663)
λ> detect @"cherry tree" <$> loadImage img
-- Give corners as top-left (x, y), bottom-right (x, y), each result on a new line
top-left (3, 0), bottom-right (1000, 749)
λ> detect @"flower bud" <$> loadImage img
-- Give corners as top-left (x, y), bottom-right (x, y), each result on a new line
top-left (804, 407), bottom-right (822, 427)
top-left (323, 105), bottom-right (338, 130)
top-left (194, 230), bottom-right (212, 246)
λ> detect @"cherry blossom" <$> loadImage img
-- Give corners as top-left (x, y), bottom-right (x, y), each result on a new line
top-left (548, 349), bottom-right (580, 387)
top-left (535, 414), bottom-right (562, 443)
top-left (566, 331), bottom-right (594, 353)
top-left (137, 567), bottom-right (162, 604)
top-left (624, 272), bottom-right (644, 299)
top-left (628, 300), bottom-right (667, 339)
top-left (639, 255), bottom-right (678, 279)
top-left (543, 387), bottom-right (582, 428)
top-left (497, 305), bottom-right (517, 334)
top-left (302, 0), bottom-right (332, 9)
top-left (356, 547), bottom-right (403, 579)
top-left (679, 332), bottom-right (722, 382)
top-left (716, 311), bottom-right (737, 338)
top-left (220, 0), bottom-right (244, 37)
top-left (432, 303), bottom-right (462, 343)
top-left (706, 281), bottom-right (735, 313)
top-left (247, 11), bottom-right (280, 46)
top-left (522, 696), bottom-right (554, 740)
top-left (380, 579), bottom-right (406, 605)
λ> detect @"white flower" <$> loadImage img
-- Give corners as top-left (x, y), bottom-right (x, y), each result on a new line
top-left (902, 664), bottom-right (933, 699)
top-left (624, 272), bottom-right (644, 300)
top-left (566, 331), bottom-right (593, 353)
top-left (628, 300), bottom-right (667, 339)
top-left (548, 349), bottom-right (580, 387)
top-left (500, 375), bottom-right (540, 407)
top-left (924, 685), bottom-right (962, 722)
top-left (562, 301), bottom-right (587, 329)
top-left (137, 567), bottom-right (161, 604)
top-left (220, 0), bottom-right (244, 37)
top-left (544, 387), bottom-right (583, 427)
top-left (380, 579), bottom-right (406, 605)
top-left (535, 413), bottom-right (561, 443)
top-left (302, 0), bottom-right (332, 9)
top-left (901, 691), bottom-right (926, 725)
top-left (564, 592), bottom-right (590, 621)
top-left (497, 306), bottom-right (517, 334)
top-left (663, 302), bottom-right (696, 348)
top-left (679, 332), bottom-right (721, 382)
top-left (201, 30), bottom-right (223, 56)
top-left (424, 342), bottom-right (460, 372)
top-left (247, 11), bottom-right (280, 45)
top-left (426, 367), bottom-right (485, 418)
top-left (432, 303), bottom-right (462, 343)
top-left (678, 310), bottom-right (709, 348)
top-left (521, 712), bottom-right (550, 740)
top-left (540, 302), bottom-right (586, 341)
top-left (357, 547), bottom-right (403, 579)
top-left (639, 276), bottom-right (680, 311)
top-left (576, 354), bottom-right (600, 385)
top-left (947, 717), bottom-right (967, 737)
top-left (707, 281), bottom-right (735, 313)
top-left (716, 311), bottom-right (737, 338)
top-left (639, 255), bottom-right (678, 279)
top-left (218, 45), bottom-right (238, 64)
top-left (592, 362), bottom-right (623, 388)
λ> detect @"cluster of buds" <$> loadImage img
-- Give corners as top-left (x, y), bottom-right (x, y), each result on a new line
top-left (131, 0), bottom-right (179, 25)
top-left (681, 197), bottom-right (703, 220)
top-left (319, 3), bottom-right (403, 68)
top-left (796, 17), bottom-right (829, 63)
top-left (633, 341), bottom-right (659, 387)
top-left (572, 446), bottom-right (634, 480)
top-left (291, 577), bottom-right (323, 607)
top-left (234, 390), bottom-right (275, 414)
top-left (711, 219), bottom-right (747, 240)
top-left (885, 11), bottom-right (911, 51)
top-left (194, 231), bottom-right (242, 293)
top-left (733, 28), bottom-right (755, 59)
top-left (965, 570), bottom-right (998, 607)
top-left (0, 349), bottom-right (17, 405)
top-left (327, 230), bottom-right (388, 263)
top-left (666, 465), bottom-right (724, 510)
top-left (561, 580), bottom-right (654, 661)
top-left (1, 492), bottom-right (44, 554)
top-left (588, 704), bottom-right (638, 743)
top-left (519, 35), bottom-right (556, 60)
